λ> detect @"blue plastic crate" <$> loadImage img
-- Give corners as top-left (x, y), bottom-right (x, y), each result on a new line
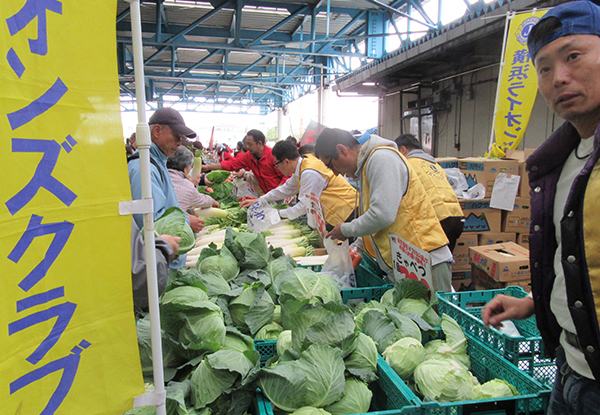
top-left (254, 342), bottom-right (420, 415)
top-left (437, 287), bottom-right (556, 388)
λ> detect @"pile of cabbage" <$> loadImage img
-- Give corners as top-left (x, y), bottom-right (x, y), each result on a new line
top-left (130, 227), bottom-right (377, 415)
top-left (353, 279), bottom-right (519, 403)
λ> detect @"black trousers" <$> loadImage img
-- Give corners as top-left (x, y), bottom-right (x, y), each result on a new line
top-left (440, 216), bottom-right (465, 253)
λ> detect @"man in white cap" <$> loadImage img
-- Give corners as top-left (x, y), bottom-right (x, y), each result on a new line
top-left (482, 2), bottom-right (600, 411)
top-left (128, 108), bottom-right (204, 264)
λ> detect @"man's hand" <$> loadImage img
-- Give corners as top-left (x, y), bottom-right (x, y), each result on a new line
top-left (187, 214), bottom-right (205, 233)
top-left (326, 223), bottom-right (347, 241)
top-left (212, 199), bottom-right (220, 208)
top-left (481, 294), bottom-right (535, 329)
top-left (239, 197), bottom-right (258, 208)
top-left (234, 170), bottom-right (245, 178)
top-left (159, 235), bottom-right (181, 255)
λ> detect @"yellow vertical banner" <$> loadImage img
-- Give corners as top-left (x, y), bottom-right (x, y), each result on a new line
top-left (492, 10), bottom-right (548, 157)
top-left (0, 1), bottom-right (144, 414)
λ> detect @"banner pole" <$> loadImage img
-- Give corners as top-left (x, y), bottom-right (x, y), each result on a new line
top-left (129, 1), bottom-right (167, 414)
top-left (487, 11), bottom-right (514, 155)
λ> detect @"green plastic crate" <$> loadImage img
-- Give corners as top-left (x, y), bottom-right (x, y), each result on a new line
top-left (417, 333), bottom-right (550, 415)
top-left (254, 341), bottom-right (420, 415)
top-left (437, 287), bottom-right (556, 388)
top-left (341, 284), bottom-right (394, 303)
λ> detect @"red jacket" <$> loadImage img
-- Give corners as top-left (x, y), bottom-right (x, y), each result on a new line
top-left (220, 145), bottom-right (287, 193)
top-left (219, 151), bottom-right (232, 162)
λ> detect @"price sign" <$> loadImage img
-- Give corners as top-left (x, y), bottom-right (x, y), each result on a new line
top-left (304, 193), bottom-right (327, 239)
top-left (389, 234), bottom-right (433, 292)
top-left (247, 198), bottom-right (280, 233)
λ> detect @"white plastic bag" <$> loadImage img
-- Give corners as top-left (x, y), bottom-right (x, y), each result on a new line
top-left (444, 168), bottom-right (469, 197)
top-left (462, 183), bottom-right (486, 200)
top-left (321, 238), bottom-right (357, 289)
top-left (233, 177), bottom-right (259, 198)
top-left (247, 198), bottom-right (280, 233)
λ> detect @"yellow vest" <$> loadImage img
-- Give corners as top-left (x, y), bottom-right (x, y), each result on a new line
top-left (583, 159), bottom-right (600, 322)
top-left (361, 147), bottom-right (449, 268)
top-left (407, 156), bottom-right (464, 221)
top-left (299, 155), bottom-right (359, 225)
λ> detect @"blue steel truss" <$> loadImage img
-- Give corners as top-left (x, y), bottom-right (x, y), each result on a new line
top-left (116, 0), bottom-right (504, 114)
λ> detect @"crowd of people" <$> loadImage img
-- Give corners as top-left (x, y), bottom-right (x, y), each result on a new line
top-left (123, 2), bottom-right (600, 410)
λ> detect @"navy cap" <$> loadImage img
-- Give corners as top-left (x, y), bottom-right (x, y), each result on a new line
top-left (149, 107), bottom-right (196, 138)
top-left (528, 1), bottom-right (600, 61)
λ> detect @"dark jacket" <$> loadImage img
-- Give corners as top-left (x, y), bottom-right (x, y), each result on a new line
top-left (528, 120), bottom-right (600, 383)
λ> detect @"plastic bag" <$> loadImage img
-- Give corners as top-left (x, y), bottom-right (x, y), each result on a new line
top-left (444, 168), bottom-right (468, 196)
top-left (247, 198), bottom-right (280, 233)
top-left (462, 183), bottom-right (486, 200)
top-left (321, 238), bottom-right (357, 289)
top-left (233, 177), bottom-right (259, 198)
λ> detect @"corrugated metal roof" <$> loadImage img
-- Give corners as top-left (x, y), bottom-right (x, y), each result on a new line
top-left (117, 0), bottom-right (516, 111)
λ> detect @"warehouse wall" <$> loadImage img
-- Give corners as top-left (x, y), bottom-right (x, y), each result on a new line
top-left (378, 66), bottom-right (563, 157)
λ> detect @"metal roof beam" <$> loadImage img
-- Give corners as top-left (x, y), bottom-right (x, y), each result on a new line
top-left (406, 0), bottom-right (436, 27)
top-left (140, 0), bottom-right (233, 69)
top-left (118, 37), bottom-right (362, 57)
top-left (247, 5), bottom-right (310, 46)
top-left (362, 0), bottom-right (437, 30)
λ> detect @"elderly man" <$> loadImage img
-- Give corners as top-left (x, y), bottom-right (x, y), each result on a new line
top-left (482, 2), bottom-right (600, 412)
top-left (128, 108), bottom-right (204, 268)
top-left (202, 129), bottom-right (286, 194)
top-left (314, 128), bottom-right (452, 293)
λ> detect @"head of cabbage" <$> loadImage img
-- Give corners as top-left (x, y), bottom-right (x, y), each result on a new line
top-left (413, 358), bottom-right (476, 402)
top-left (154, 207), bottom-right (196, 254)
top-left (383, 337), bottom-right (425, 379)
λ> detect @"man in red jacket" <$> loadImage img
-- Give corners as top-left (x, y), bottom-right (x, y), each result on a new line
top-left (202, 129), bottom-right (287, 194)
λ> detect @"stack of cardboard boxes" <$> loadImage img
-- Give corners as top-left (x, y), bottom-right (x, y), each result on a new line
top-left (437, 152), bottom-right (535, 291)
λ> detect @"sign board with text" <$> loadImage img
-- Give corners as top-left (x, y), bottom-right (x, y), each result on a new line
top-left (305, 193), bottom-right (327, 239)
top-left (389, 234), bottom-right (433, 291)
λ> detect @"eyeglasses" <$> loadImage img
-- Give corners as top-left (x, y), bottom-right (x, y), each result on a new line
top-left (325, 157), bottom-right (334, 170)
top-left (274, 159), bottom-right (284, 168)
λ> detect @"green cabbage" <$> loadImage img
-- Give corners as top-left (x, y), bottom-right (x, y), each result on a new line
top-left (197, 245), bottom-right (240, 282)
top-left (290, 408), bottom-right (332, 415)
top-left (223, 327), bottom-right (255, 354)
top-left (324, 378), bottom-right (372, 415)
top-left (229, 282), bottom-right (275, 335)
top-left (154, 207), bottom-right (196, 254)
top-left (353, 301), bottom-right (386, 330)
top-left (383, 337), bottom-right (425, 379)
top-left (176, 301), bottom-right (226, 353)
top-left (361, 307), bottom-right (422, 354)
top-left (344, 332), bottom-right (378, 382)
top-left (285, 301), bottom-right (359, 357)
top-left (397, 298), bottom-right (441, 327)
top-left (206, 170), bottom-right (231, 184)
top-left (255, 322), bottom-right (284, 341)
top-left (259, 343), bottom-right (346, 412)
top-left (276, 330), bottom-right (293, 356)
top-left (474, 379), bottom-right (519, 400)
top-left (225, 228), bottom-right (271, 269)
top-left (414, 358), bottom-right (475, 402)
top-left (274, 268), bottom-right (341, 304)
top-left (191, 349), bottom-right (259, 409)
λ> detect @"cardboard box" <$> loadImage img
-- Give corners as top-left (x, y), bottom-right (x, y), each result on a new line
top-left (477, 232), bottom-right (516, 246)
top-left (502, 197), bottom-right (531, 233)
top-left (505, 149), bottom-right (536, 197)
top-left (452, 269), bottom-right (472, 281)
top-left (436, 157), bottom-right (459, 169)
top-left (471, 265), bottom-right (530, 291)
top-left (469, 242), bottom-right (530, 282)
top-left (452, 233), bottom-right (478, 269)
top-left (458, 157), bottom-right (519, 194)
top-left (517, 233), bottom-right (529, 249)
top-left (460, 199), bottom-right (502, 233)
